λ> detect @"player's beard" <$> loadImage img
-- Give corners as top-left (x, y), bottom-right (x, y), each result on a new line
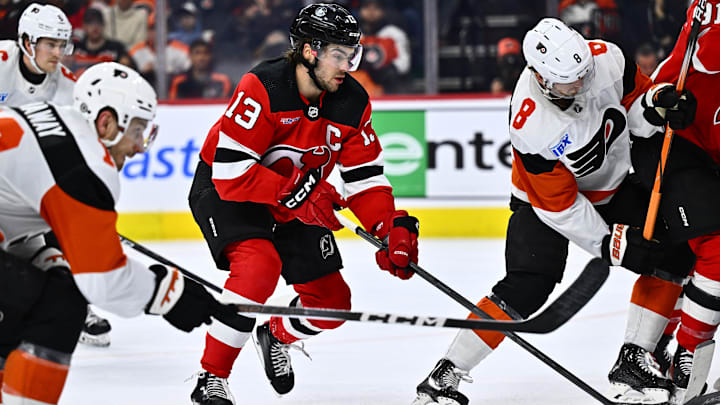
top-left (315, 69), bottom-right (341, 93)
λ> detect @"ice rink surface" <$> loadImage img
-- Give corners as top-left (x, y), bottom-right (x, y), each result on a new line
top-left (61, 238), bottom-right (720, 404)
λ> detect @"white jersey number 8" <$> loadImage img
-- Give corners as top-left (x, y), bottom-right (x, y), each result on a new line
top-left (225, 91), bottom-right (262, 130)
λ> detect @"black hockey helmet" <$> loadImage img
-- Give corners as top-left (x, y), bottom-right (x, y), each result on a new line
top-left (289, 3), bottom-right (361, 48)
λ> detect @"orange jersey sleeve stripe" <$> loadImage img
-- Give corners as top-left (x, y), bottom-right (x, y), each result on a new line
top-left (40, 185), bottom-right (127, 275)
top-left (621, 64), bottom-right (653, 110)
top-left (3, 349), bottom-right (69, 404)
top-left (630, 275), bottom-right (683, 317)
top-left (580, 188), bottom-right (619, 203)
top-left (468, 297), bottom-right (512, 349)
top-left (512, 149), bottom-right (578, 212)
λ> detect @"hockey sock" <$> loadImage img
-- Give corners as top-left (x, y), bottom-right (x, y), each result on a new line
top-left (445, 329), bottom-right (494, 371)
top-left (625, 275), bottom-right (683, 351)
top-left (677, 274), bottom-right (720, 352)
top-left (663, 295), bottom-right (683, 336)
top-left (2, 343), bottom-right (70, 405)
top-left (468, 296), bottom-right (513, 349)
top-left (200, 239), bottom-right (276, 378)
top-left (270, 272), bottom-right (352, 344)
top-left (201, 334), bottom-right (244, 379)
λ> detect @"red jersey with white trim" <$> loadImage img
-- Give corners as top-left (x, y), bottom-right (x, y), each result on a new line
top-left (0, 102), bottom-right (157, 317)
top-left (652, 0), bottom-right (720, 163)
top-left (199, 57), bottom-right (395, 230)
top-left (0, 40), bottom-right (76, 106)
top-left (509, 39), bottom-right (661, 256)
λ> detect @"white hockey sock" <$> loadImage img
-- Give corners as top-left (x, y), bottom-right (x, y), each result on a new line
top-left (445, 329), bottom-right (493, 371)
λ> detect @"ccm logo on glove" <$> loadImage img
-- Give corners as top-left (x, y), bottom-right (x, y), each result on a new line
top-left (281, 169), bottom-right (319, 209)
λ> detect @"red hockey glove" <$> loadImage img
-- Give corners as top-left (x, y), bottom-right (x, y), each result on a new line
top-left (276, 166), bottom-right (346, 230)
top-left (601, 224), bottom-right (662, 275)
top-left (372, 210), bottom-right (419, 280)
top-left (642, 83), bottom-right (697, 130)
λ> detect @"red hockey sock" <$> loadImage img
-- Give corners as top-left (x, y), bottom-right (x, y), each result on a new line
top-left (200, 333), bottom-right (242, 379)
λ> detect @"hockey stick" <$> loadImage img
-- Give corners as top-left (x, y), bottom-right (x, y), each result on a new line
top-left (119, 233), bottom-right (605, 333)
top-left (119, 234), bottom-right (222, 294)
top-left (334, 211), bottom-right (616, 404)
top-left (686, 391), bottom-right (720, 405)
top-left (683, 340), bottom-right (716, 404)
top-left (643, 0), bottom-right (707, 239)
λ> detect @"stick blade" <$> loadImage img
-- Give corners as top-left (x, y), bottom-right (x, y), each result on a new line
top-left (684, 340), bottom-right (716, 403)
top-left (514, 257), bottom-right (609, 333)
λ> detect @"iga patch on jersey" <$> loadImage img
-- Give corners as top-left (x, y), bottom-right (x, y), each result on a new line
top-left (549, 133), bottom-right (572, 157)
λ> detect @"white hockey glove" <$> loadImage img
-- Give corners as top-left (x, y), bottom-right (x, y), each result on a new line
top-left (30, 246), bottom-right (70, 273)
top-left (601, 224), bottom-right (662, 275)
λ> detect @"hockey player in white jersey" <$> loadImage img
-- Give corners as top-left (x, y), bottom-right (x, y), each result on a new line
top-left (0, 2), bottom-right (115, 348)
top-left (411, 18), bottom-right (697, 405)
top-left (0, 62), bottom-right (237, 405)
top-left (0, 3), bottom-right (76, 106)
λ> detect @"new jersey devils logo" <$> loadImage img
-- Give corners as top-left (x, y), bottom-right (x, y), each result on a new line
top-left (262, 145), bottom-right (333, 178)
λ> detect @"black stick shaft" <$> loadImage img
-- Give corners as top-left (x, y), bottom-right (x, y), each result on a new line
top-left (334, 213), bottom-right (614, 404)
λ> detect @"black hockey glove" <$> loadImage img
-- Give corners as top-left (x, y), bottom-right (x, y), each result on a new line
top-left (601, 224), bottom-right (662, 275)
top-left (145, 264), bottom-right (230, 332)
top-left (642, 83), bottom-right (697, 130)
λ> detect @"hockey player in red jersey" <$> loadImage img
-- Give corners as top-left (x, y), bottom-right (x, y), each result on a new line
top-left (0, 62), bottom-right (237, 405)
top-left (609, 1), bottom-right (720, 402)
top-left (188, 3), bottom-right (419, 404)
top-left (411, 18), bottom-right (697, 405)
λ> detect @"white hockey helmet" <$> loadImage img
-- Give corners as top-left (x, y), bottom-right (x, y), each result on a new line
top-left (522, 18), bottom-right (595, 99)
top-left (74, 62), bottom-right (158, 151)
top-left (17, 3), bottom-right (74, 72)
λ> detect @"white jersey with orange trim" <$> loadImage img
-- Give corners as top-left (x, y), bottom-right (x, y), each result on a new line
top-left (0, 40), bottom-right (76, 107)
top-left (0, 102), bottom-right (156, 317)
top-left (509, 39), bottom-right (661, 256)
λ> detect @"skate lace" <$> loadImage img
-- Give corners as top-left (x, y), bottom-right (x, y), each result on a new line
top-left (205, 373), bottom-right (231, 399)
top-left (436, 364), bottom-right (473, 389)
top-left (270, 341), bottom-right (311, 377)
top-left (636, 349), bottom-right (665, 378)
top-left (677, 350), bottom-right (694, 376)
top-left (85, 310), bottom-right (104, 327)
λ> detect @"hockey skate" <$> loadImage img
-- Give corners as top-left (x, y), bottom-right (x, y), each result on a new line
top-left (411, 358), bottom-right (472, 405)
top-left (669, 344), bottom-right (708, 405)
top-left (653, 334), bottom-right (673, 378)
top-left (78, 306), bottom-right (111, 347)
top-left (190, 371), bottom-right (235, 405)
top-left (608, 343), bottom-right (672, 404)
top-left (252, 322), bottom-right (310, 396)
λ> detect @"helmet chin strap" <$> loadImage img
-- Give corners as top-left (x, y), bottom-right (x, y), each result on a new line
top-left (301, 57), bottom-right (326, 92)
top-left (19, 40), bottom-right (45, 74)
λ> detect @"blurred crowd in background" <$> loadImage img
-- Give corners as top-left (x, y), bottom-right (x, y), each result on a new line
top-left (0, 0), bottom-right (692, 100)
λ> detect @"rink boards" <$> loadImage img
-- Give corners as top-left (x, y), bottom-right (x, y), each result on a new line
top-left (116, 96), bottom-right (514, 240)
